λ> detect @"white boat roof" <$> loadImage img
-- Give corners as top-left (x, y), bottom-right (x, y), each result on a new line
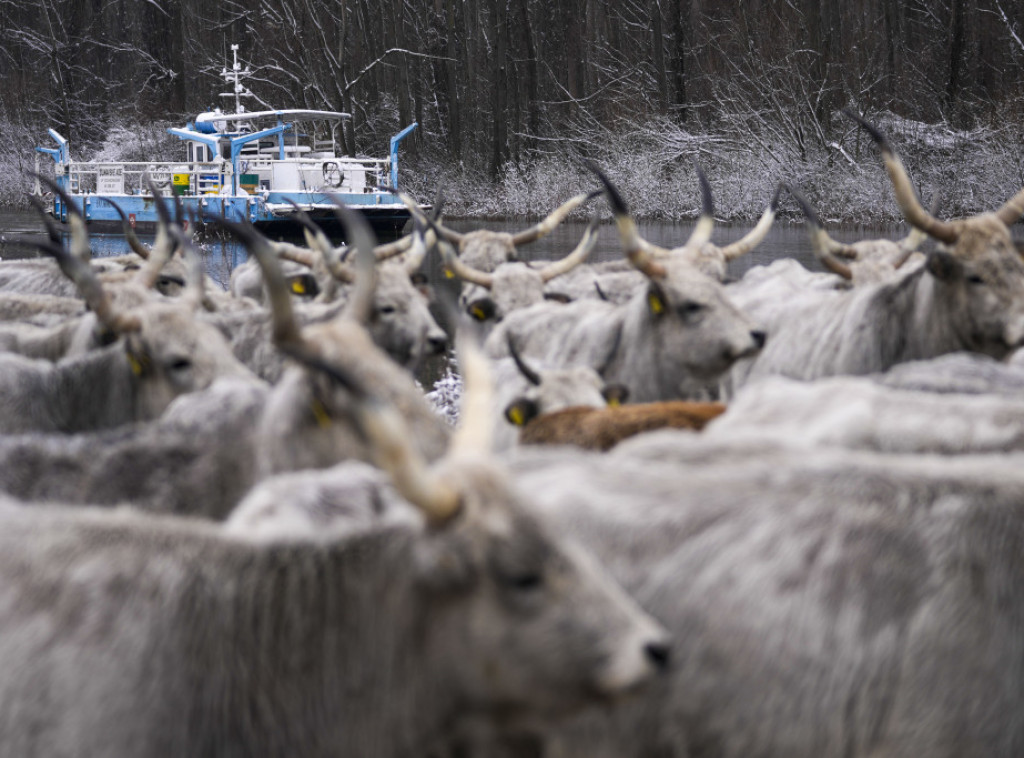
top-left (195, 109), bottom-right (351, 125)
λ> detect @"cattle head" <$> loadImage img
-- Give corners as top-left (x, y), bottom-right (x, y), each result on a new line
top-left (788, 183), bottom-right (926, 285)
top-left (402, 190), bottom-right (599, 272)
top-left (442, 217), bottom-right (599, 327)
top-left (503, 333), bottom-right (628, 428)
top-left (584, 161), bottom-right (780, 282)
top-left (846, 109), bottom-right (1024, 357)
top-left (36, 213), bottom-right (256, 421)
top-left (221, 212), bottom-right (450, 475)
top-left (588, 163), bottom-right (766, 399)
top-left (346, 324), bottom-right (671, 720)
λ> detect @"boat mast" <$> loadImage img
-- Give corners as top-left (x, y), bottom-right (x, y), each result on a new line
top-left (220, 44), bottom-right (252, 123)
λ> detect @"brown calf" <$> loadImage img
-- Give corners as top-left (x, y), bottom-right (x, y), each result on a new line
top-left (519, 401), bottom-right (726, 451)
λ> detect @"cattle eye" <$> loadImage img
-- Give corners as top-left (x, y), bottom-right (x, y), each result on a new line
top-left (504, 572), bottom-right (543, 591)
top-left (378, 305), bottom-right (397, 315)
top-left (168, 357), bottom-right (192, 372)
top-left (511, 573), bottom-right (542, 590)
top-left (967, 274), bottom-right (985, 285)
top-left (679, 301), bottom-right (705, 317)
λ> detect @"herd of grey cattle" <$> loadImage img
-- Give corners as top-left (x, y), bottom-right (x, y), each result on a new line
top-left (1, 112), bottom-right (1024, 756)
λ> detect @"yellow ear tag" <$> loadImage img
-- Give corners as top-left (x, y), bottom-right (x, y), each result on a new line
top-left (508, 406), bottom-right (526, 426)
top-left (444, 267), bottom-right (455, 279)
top-left (311, 398), bottom-right (332, 429)
top-left (291, 280), bottom-right (306, 295)
top-left (606, 397), bottom-right (621, 408)
top-left (127, 353), bottom-right (143, 377)
top-left (648, 292), bottom-right (665, 315)
top-left (471, 306), bottom-right (487, 321)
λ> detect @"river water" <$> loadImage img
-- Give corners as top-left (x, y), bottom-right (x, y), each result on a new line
top-left (0, 207), bottom-right (921, 287)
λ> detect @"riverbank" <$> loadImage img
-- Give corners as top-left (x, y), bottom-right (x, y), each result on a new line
top-left (400, 112), bottom-right (1024, 225)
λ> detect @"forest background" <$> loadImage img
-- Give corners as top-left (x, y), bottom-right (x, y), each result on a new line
top-left (4, 0), bottom-right (1024, 223)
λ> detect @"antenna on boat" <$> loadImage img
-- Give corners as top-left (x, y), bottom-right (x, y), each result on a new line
top-left (220, 44), bottom-right (250, 118)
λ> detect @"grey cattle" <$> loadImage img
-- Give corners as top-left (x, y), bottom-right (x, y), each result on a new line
top-left (419, 191), bottom-right (597, 271)
top-left (218, 215), bottom-right (451, 477)
top-left (0, 377), bottom-right (266, 517)
top-left (490, 334), bottom-right (626, 451)
top-left (209, 226), bottom-right (446, 381)
top-left (505, 442), bottom-right (1024, 757)
top-left (791, 183), bottom-right (927, 285)
top-left (727, 114), bottom-right (1024, 392)
top-left (0, 293), bottom-right (86, 326)
top-left (228, 253), bottom-right (323, 303)
top-left (0, 230), bottom-right (255, 432)
top-left (485, 168), bottom-right (765, 402)
top-left (598, 161), bottom-right (781, 283)
top-left (442, 217), bottom-right (598, 328)
top-left (709, 372), bottom-right (1024, 455)
top-left (876, 351), bottom-right (1024, 395)
top-left (0, 308), bottom-right (669, 757)
top-left (0, 300), bottom-right (254, 433)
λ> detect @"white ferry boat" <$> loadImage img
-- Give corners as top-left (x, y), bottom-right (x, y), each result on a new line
top-left (34, 44), bottom-right (420, 236)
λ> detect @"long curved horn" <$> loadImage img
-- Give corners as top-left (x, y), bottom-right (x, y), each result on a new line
top-left (996, 186), bottom-right (1024, 226)
top-left (719, 183), bottom-right (782, 261)
top-left (510, 190), bottom-right (600, 246)
top-left (27, 192), bottom-right (63, 247)
top-left (267, 240), bottom-right (316, 268)
top-left (538, 212), bottom-right (599, 282)
top-left (101, 199), bottom-right (150, 260)
top-left (371, 234), bottom-right (414, 262)
top-left (279, 344), bottom-right (461, 525)
top-left (34, 236), bottom-right (141, 332)
top-left (402, 214), bottom-right (434, 275)
top-left (327, 193), bottom-right (379, 324)
top-left (843, 109), bottom-right (958, 244)
top-left (362, 392), bottom-right (461, 525)
top-left (440, 241), bottom-right (493, 288)
top-left (399, 192), bottom-right (464, 245)
top-left (133, 176), bottom-right (180, 290)
top-left (36, 174), bottom-right (92, 263)
top-left (788, 184), bottom-right (853, 280)
top-left (449, 329), bottom-right (496, 459)
top-left (585, 161), bottom-right (666, 280)
top-left (214, 218), bottom-right (305, 347)
top-left (166, 224), bottom-right (208, 311)
top-left (507, 333), bottom-right (541, 385)
top-left (684, 163), bottom-right (715, 248)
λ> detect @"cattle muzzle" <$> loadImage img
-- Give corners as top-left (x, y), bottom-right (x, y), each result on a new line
top-left (593, 626), bottom-right (673, 698)
top-left (428, 334), bottom-right (449, 355)
top-left (726, 329), bottom-right (767, 362)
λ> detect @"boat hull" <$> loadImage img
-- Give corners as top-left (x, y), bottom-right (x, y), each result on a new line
top-left (46, 192), bottom-right (413, 238)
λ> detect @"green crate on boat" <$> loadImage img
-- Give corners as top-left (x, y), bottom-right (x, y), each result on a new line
top-left (239, 173), bottom-right (259, 193)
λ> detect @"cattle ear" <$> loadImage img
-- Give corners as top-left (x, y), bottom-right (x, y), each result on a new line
top-left (926, 251), bottom-right (963, 282)
top-left (414, 535), bottom-right (478, 594)
top-left (601, 384), bottom-right (630, 407)
top-left (504, 398), bottom-right (540, 427)
top-left (647, 282), bottom-right (667, 316)
top-left (467, 298), bottom-right (497, 322)
top-left (287, 272), bottom-right (320, 297)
